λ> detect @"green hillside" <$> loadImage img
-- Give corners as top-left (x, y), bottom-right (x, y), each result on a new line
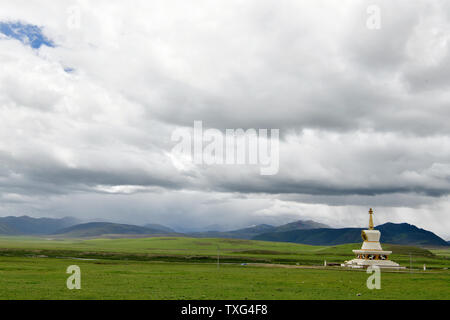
top-left (0, 236), bottom-right (448, 269)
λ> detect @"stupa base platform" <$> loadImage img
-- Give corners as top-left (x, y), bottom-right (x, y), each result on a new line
top-left (341, 259), bottom-right (406, 270)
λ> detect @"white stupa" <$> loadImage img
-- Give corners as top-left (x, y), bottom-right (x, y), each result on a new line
top-left (342, 208), bottom-right (405, 269)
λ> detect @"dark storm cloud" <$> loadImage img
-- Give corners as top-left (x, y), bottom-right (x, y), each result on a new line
top-left (215, 178), bottom-right (450, 197)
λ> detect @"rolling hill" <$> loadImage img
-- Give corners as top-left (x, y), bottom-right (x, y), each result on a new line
top-left (52, 222), bottom-right (179, 237)
top-left (190, 220), bottom-right (330, 239)
top-left (143, 223), bottom-right (174, 233)
top-left (253, 223), bottom-right (449, 247)
top-left (190, 224), bottom-right (275, 239)
top-left (274, 220), bottom-right (329, 232)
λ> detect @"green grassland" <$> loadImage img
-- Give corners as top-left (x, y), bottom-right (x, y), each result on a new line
top-left (0, 236), bottom-right (448, 299)
top-left (431, 248), bottom-right (450, 258)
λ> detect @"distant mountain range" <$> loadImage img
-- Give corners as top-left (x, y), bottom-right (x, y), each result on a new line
top-left (189, 220), bottom-right (330, 239)
top-left (0, 215), bottom-right (448, 247)
top-left (0, 216), bottom-right (80, 235)
top-left (253, 223), bottom-right (449, 247)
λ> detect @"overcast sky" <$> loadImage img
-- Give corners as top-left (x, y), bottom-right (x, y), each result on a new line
top-left (0, 0), bottom-right (449, 238)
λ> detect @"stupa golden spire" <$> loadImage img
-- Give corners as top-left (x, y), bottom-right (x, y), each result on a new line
top-left (368, 208), bottom-right (374, 230)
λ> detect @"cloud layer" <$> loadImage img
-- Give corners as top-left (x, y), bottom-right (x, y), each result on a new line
top-left (0, 0), bottom-right (449, 238)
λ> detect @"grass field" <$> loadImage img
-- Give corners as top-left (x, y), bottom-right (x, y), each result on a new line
top-left (0, 236), bottom-right (449, 299)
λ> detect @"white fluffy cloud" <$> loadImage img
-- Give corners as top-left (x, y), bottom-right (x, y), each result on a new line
top-left (0, 0), bottom-right (449, 238)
